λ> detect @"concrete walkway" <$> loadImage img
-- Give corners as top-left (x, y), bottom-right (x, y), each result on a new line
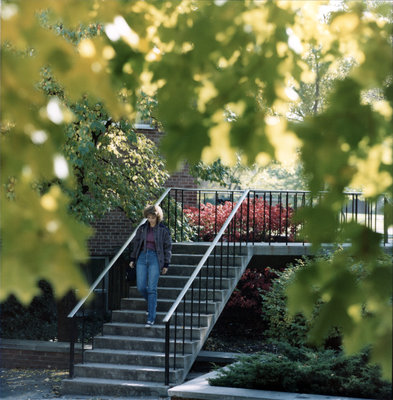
top-left (0, 366), bottom-right (379, 400)
top-left (168, 370), bottom-right (377, 400)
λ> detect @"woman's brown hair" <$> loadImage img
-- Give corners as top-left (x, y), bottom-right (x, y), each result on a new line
top-left (143, 204), bottom-right (163, 222)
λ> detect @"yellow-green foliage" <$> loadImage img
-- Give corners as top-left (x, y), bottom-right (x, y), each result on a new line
top-left (1, 0), bottom-right (392, 378)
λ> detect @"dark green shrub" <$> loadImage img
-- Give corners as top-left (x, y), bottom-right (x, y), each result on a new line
top-left (261, 256), bottom-right (341, 348)
top-left (261, 259), bottom-right (309, 346)
top-left (163, 197), bottom-right (196, 242)
top-left (0, 280), bottom-right (109, 343)
top-left (0, 280), bottom-right (57, 340)
top-left (209, 344), bottom-right (392, 399)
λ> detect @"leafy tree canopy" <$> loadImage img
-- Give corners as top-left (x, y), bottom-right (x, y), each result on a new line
top-left (1, 0), bottom-right (168, 304)
top-left (39, 68), bottom-right (168, 224)
top-left (1, 0), bottom-right (392, 378)
top-left (193, 154), bottom-right (306, 190)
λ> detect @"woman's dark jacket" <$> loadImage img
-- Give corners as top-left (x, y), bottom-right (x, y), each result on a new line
top-left (130, 221), bottom-right (172, 270)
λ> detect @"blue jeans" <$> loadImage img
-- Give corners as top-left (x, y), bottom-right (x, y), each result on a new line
top-left (136, 250), bottom-right (160, 323)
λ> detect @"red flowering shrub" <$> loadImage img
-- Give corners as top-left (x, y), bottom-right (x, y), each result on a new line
top-left (184, 198), bottom-right (298, 242)
top-left (227, 267), bottom-right (278, 313)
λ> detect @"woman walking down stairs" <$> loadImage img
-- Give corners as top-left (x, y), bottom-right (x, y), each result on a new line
top-left (62, 242), bottom-right (250, 398)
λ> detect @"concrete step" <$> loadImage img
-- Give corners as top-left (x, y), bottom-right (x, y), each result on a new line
top-left (168, 264), bottom-right (238, 278)
top-left (62, 376), bottom-right (169, 397)
top-left (84, 348), bottom-right (191, 368)
top-left (172, 243), bottom-right (248, 256)
top-left (112, 309), bottom-right (213, 326)
top-left (121, 297), bottom-right (219, 314)
top-left (171, 243), bottom-right (210, 254)
top-left (127, 286), bottom-right (226, 302)
top-left (74, 362), bottom-right (182, 384)
top-left (103, 322), bottom-right (208, 341)
top-left (158, 275), bottom-right (233, 289)
top-left (93, 334), bottom-right (199, 354)
top-left (62, 245), bottom-right (250, 398)
top-left (171, 253), bottom-right (244, 266)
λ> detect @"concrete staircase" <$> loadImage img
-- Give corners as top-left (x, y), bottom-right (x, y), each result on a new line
top-left (62, 242), bottom-right (251, 398)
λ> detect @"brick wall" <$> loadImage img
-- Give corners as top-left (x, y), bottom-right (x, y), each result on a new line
top-left (166, 165), bottom-right (198, 207)
top-left (88, 208), bottom-right (134, 257)
top-left (139, 128), bottom-right (163, 145)
top-left (0, 340), bottom-right (84, 370)
top-left (139, 127), bottom-right (199, 197)
top-left (165, 164), bottom-right (197, 189)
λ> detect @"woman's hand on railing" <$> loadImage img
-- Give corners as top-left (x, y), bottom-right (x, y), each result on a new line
top-left (129, 261), bottom-right (135, 268)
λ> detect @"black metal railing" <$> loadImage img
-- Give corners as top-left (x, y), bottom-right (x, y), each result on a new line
top-left (67, 188), bottom-right (171, 377)
top-left (163, 188), bottom-right (250, 385)
top-left (162, 188), bottom-right (391, 246)
top-left (161, 188), bottom-right (391, 385)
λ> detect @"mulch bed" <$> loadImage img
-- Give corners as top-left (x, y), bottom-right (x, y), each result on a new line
top-left (203, 332), bottom-right (273, 354)
top-left (0, 368), bottom-right (68, 399)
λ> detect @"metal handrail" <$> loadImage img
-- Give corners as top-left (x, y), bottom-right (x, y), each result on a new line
top-left (162, 189), bottom-right (250, 324)
top-left (67, 187), bottom-right (171, 319)
top-left (169, 187), bottom-right (369, 196)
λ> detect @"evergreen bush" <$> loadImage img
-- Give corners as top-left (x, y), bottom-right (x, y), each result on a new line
top-left (261, 260), bottom-right (309, 346)
top-left (209, 344), bottom-right (392, 399)
top-left (0, 280), bottom-right (106, 343)
top-left (164, 198), bottom-right (196, 242)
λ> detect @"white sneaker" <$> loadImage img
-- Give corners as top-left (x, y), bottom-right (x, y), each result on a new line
top-left (145, 321), bottom-right (154, 328)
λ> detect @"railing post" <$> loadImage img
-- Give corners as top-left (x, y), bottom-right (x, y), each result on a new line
top-left (205, 259), bottom-right (209, 314)
top-left (246, 191), bottom-right (250, 244)
top-left (166, 190), bottom-right (171, 230)
top-left (69, 339), bottom-right (75, 378)
top-left (174, 189), bottom-right (178, 241)
top-left (174, 309), bottom-right (178, 370)
top-left (278, 192), bottom-right (282, 240)
top-left (252, 191), bottom-right (256, 244)
top-left (263, 192), bottom-right (266, 241)
top-left (165, 320), bottom-right (170, 386)
top-left (81, 307), bottom-right (85, 361)
top-left (226, 223), bottom-right (230, 277)
top-left (302, 192), bottom-right (306, 245)
top-left (198, 190), bottom-right (201, 241)
top-left (239, 197), bottom-right (243, 250)
top-left (294, 193), bottom-right (298, 241)
top-left (182, 298), bottom-right (186, 355)
top-left (213, 246), bottom-right (216, 301)
top-left (181, 190), bottom-right (184, 241)
top-left (190, 284), bottom-right (194, 341)
top-left (219, 237), bottom-right (223, 290)
top-left (198, 273), bottom-right (202, 327)
top-left (285, 192), bottom-right (289, 245)
top-left (68, 315), bottom-right (77, 378)
top-left (384, 196), bottom-right (388, 245)
top-left (215, 191), bottom-right (218, 237)
top-left (269, 192), bottom-right (272, 244)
